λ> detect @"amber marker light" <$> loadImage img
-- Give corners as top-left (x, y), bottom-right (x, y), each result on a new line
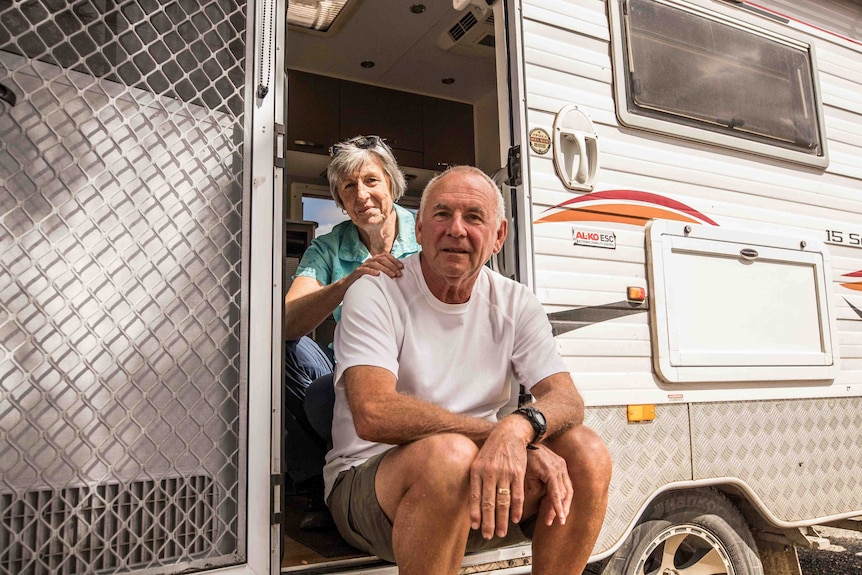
top-left (627, 404), bottom-right (656, 423)
top-left (627, 286), bottom-right (647, 302)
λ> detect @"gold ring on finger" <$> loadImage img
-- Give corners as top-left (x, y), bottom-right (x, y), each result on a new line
top-left (497, 488), bottom-right (510, 495)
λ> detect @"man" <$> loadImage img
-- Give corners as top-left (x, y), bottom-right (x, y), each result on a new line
top-left (323, 166), bottom-right (612, 574)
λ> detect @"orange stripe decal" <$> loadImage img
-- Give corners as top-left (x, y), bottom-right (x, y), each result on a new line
top-left (535, 203), bottom-right (702, 226)
top-left (840, 270), bottom-right (862, 292)
top-left (534, 190), bottom-right (718, 227)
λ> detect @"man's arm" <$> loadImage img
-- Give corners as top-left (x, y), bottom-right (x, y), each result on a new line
top-left (469, 371), bottom-right (583, 538)
top-left (500, 371), bottom-right (585, 448)
top-left (343, 365), bottom-right (496, 445)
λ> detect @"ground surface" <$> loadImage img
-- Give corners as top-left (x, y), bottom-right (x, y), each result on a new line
top-left (798, 525), bottom-right (862, 575)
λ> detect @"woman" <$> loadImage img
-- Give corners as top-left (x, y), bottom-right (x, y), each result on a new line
top-left (285, 135), bottom-right (419, 337)
top-left (283, 135), bottom-right (420, 528)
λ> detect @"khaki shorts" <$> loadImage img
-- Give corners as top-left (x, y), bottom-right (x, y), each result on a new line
top-left (327, 450), bottom-right (536, 563)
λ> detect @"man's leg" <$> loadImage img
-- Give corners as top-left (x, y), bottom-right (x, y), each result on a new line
top-left (529, 425), bottom-right (612, 575)
top-left (375, 433), bottom-right (478, 575)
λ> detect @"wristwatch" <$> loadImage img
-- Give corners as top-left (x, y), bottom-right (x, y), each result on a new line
top-left (513, 406), bottom-right (547, 447)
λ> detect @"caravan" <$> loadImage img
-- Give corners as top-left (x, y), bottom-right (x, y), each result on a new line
top-left (1, 0), bottom-right (861, 574)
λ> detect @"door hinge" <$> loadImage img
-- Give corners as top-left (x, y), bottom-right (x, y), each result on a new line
top-left (507, 145), bottom-right (522, 187)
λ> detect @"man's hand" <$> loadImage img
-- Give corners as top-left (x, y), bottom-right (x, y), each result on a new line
top-left (468, 419), bottom-right (532, 540)
top-left (525, 444), bottom-right (573, 528)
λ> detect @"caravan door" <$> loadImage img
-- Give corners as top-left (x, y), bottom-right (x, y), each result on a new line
top-left (0, 2), bottom-right (277, 574)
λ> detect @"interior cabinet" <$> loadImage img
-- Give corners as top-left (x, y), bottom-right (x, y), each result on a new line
top-left (286, 70), bottom-right (340, 155)
top-left (339, 80), bottom-right (424, 153)
top-left (422, 97), bottom-right (475, 170)
top-left (287, 70), bottom-right (474, 172)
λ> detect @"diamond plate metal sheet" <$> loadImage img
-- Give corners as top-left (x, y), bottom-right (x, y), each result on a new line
top-left (585, 404), bottom-right (692, 554)
top-left (692, 398), bottom-right (862, 522)
top-left (0, 1), bottom-right (248, 574)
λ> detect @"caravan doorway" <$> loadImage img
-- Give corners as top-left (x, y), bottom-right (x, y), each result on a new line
top-left (281, 0), bottom-right (510, 569)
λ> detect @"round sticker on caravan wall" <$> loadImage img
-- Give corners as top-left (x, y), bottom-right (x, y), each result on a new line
top-left (529, 128), bottom-right (551, 155)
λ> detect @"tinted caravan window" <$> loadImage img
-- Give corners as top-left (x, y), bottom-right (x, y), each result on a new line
top-left (610, 0), bottom-right (828, 167)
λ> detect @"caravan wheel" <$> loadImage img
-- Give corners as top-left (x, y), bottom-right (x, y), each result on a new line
top-left (601, 488), bottom-right (763, 575)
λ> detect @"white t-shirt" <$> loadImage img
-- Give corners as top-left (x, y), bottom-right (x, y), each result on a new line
top-left (323, 253), bottom-right (568, 497)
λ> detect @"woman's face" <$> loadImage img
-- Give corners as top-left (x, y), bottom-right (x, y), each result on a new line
top-left (337, 157), bottom-right (394, 230)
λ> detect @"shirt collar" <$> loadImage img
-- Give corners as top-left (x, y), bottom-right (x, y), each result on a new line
top-left (391, 204), bottom-right (420, 257)
top-left (338, 204), bottom-right (419, 262)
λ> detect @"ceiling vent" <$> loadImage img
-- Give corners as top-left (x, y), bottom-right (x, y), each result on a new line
top-left (436, 5), bottom-right (495, 57)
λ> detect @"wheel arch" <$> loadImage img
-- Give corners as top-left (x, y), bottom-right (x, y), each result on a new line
top-left (596, 484), bottom-right (764, 575)
top-left (594, 478), bottom-right (859, 563)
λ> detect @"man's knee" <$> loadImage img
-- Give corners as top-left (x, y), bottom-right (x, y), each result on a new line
top-left (377, 434), bottom-right (478, 520)
top-left (550, 425), bottom-right (612, 489)
top-left (417, 433), bottom-right (478, 476)
top-left (395, 433), bottom-right (478, 490)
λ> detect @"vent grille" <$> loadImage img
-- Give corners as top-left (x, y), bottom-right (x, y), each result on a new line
top-left (477, 34), bottom-right (496, 48)
top-left (448, 10), bottom-right (479, 41)
top-left (0, 476), bottom-right (217, 575)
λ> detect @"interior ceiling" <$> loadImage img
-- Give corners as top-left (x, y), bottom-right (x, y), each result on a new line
top-left (286, 0), bottom-right (498, 104)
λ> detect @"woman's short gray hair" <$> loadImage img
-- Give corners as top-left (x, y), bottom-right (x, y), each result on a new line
top-left (326, 136), bottom-right (406, 209)
top-left (419, 166), bottom-right (506, 227)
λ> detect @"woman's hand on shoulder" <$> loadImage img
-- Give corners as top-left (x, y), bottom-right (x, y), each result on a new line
top-left (346, 253), bottom-right (404, 286)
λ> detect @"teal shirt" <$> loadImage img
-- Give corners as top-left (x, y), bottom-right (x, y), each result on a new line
top-left (294, 203), bottom-right (421, 322)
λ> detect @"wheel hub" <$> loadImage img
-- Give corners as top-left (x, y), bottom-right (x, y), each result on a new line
top-left (635, 524), bottom-right (734, 575)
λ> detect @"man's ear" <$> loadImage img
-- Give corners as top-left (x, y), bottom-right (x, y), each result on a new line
top-left (415, 216), bottom-right (422, 244)
top-left (492, 219), bottom-right (508, 254)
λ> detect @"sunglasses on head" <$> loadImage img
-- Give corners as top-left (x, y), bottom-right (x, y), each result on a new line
top-left (329, 135), bottom-right (385, 157)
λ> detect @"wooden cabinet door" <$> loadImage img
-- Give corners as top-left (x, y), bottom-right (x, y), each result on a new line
top-left (287, 70), bottom-right (340, 155)
top-left (422, 97), bottom-right (474, 170)
top-left (287, 72), bottom-right (475, 173)
top-left (339, 80), bottom-right (424, 154)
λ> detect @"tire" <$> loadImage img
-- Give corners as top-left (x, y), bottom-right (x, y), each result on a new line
top-left (585, 559), bottom-right (609, 574)
top-left (601, 488), bottom-right (763, 575)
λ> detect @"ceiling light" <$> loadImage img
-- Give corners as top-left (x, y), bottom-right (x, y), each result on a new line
top-left (288, 0), bottom-right (355, 32)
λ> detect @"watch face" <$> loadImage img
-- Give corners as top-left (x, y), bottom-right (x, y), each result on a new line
top-left (518, 407), bottom-right (547, 440)
top-left (532, 409), bottom-right (547, 427)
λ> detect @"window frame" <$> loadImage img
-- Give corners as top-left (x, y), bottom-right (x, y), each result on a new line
top-left (608, 0), bottom-right (829, 168)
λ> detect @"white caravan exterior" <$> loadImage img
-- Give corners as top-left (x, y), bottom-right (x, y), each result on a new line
top-left (1, 0), bottom-right (861, 575)
top-left (499, 0), bottom-right (862, 572)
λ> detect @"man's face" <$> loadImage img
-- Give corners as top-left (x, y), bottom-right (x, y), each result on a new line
top-left (337, 157), bottom-right (393, 229)
top-left (416, 170), bottom-right (507, 284)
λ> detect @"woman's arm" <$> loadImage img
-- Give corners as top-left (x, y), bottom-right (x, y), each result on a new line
top-left (283, 253), bottom-right (406, 340)
top-left (283, 276), bottom-right (349, 340)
